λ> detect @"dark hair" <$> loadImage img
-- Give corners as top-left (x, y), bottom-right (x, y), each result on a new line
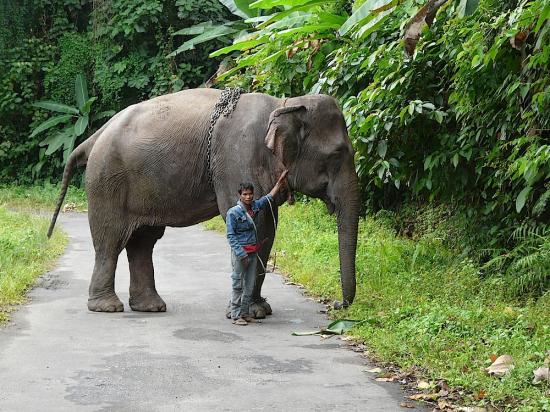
top-left (238, 182), bottom-right (254, 194)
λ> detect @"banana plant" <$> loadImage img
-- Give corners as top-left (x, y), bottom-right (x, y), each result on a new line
top-left (30, 74), bottom-right (114, 166)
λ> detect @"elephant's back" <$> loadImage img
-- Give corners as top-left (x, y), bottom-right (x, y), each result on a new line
top-left (85, 89), bottom-right (220, 214)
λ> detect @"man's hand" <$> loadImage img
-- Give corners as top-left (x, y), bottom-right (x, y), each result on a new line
top-left (241, 256), bottom-right (249, 268)
top-left (277, 169), bottom-right (288, 184)
top-left (269, 169), bottom-right (289, 198)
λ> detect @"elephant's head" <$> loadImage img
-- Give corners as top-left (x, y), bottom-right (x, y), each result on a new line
top-left (264, 94), bottom-right (359, 307)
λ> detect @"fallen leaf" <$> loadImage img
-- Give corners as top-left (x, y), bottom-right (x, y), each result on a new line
top-left (417, 380), bottom-right (431, 389)
top-left (532, 366), bottom-right (550, 384)
top-left (409, 392), bottom-right (439, 400)
top-left (375, 377), bottom-right (396, 382)
top-left (485, 354), bottom-right (515, 376)
top-left (489, 353), bottom-right (498, 363)
top-left (436, 379), bottom-right (450, 392)
top-left (400, 402), bottom-right (415, 409)
top-left (438, 399), bottom-right (452, 410)
top-left (365, 367), bottom-right (382, 373)
top-left (473, 390), bottom-right (486, 400)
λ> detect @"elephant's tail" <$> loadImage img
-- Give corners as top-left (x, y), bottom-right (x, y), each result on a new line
top-left (47, 124), bottom-right (106, 238)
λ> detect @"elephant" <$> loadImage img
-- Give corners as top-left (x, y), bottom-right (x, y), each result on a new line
top-left (47, 88), bottom-right (359, 316)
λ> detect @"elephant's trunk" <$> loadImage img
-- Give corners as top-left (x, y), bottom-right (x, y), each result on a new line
top-left (332, 171), bottom-right (360, 307)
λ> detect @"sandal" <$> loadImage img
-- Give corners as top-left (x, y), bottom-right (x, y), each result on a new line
top-left (243, 316), bottom-right (260, 323)
top-left (232, 318), bottom-right (247, 326)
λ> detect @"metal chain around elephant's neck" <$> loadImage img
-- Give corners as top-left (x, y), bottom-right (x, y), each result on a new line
top-left (206, 87), bottom-right (244, 186)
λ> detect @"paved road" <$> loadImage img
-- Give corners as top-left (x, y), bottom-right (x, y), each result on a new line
top-left (0, 213), bottom-right (421, 411)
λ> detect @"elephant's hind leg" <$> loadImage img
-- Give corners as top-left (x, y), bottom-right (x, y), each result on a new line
top-left (126, 226), bottom-right (167, 312)
top-left (88, 222), bottom-right (127, 312)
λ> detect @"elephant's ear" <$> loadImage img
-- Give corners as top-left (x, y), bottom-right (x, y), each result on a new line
top-left (264, 105), bottom-right (307, 167)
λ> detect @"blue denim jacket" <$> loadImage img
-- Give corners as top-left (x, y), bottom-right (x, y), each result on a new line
top-left (226, 194), bottom-right (274, 259)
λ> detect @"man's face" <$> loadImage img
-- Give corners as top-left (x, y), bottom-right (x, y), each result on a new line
top-left (239, 189), bottom-right (254, 206)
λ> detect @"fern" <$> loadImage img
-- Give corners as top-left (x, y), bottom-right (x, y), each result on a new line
top-left (505, 224), bottom-right (550, 296)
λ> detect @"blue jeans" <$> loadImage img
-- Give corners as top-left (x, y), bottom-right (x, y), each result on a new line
top-left (230, 252), bottom-right (257, 319)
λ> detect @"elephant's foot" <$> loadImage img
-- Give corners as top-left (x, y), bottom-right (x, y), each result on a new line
top-left (249, 304), bottom-right (266, 319)
top-left (256, 297), bottom-right (272, 316)
top-left (88, 293), bottom-right (124, 312)
top-left (129, 290), bottom-right (166, 312)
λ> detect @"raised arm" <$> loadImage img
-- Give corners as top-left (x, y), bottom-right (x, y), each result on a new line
top-left (268, 169), bottom-right (288, 198)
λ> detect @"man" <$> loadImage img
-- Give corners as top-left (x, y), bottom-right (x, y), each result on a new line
top-left (226, 170), bottom-right (288, 325)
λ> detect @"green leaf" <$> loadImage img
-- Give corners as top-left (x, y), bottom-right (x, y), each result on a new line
top-left (220, 0), bottom-right (259, 18)
top-left (535, 3), bottom-right (550, 32)
top-left (355, 7), bottom-right (394, 38)
top-left (258, 0), bottom-right (336, 29)
top-left (210, 38), bottom-right (267, 57)
top-left (75, 74), bottom-right (88, 112)
top-left (91, 110), bottom-right (116, 122)
top-left (516, 186), bottom-right (531, 213)
top-left (173, 21), bottom-right (214, 36)
top-left (276, 23), bottom-right (341, 37)
top-left (377, 140), bottom-right (387, 158)
top-left (63, 132), bottom-right (78, 164)
top-left (74, 116), bottom-right (89, 137)
top-left (42, 127), bottom-right (75, 156)
top-left (434, 111), bottom-right (444, 124)
top-left (338, 0), bottom-right (395, 36)
top-left (33, 101), bottom-right (79, 115)
top-left (456, 0), bottom-right (479, 18)
top-left (30, 114), bottom-right (73, 138)
top-left (81, 97), bottom-right (97, 116)
top-left (169, 24), bottom-right (240, 57)
top-left (250, 0), bottom-right (313, 8)
top-left (452, 153), bottom-right (459, 168)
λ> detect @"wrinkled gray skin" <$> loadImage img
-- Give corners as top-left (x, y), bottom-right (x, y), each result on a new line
top-left (48, 89), bottom-right (360, 317)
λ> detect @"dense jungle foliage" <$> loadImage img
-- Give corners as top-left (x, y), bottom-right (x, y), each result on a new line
top-left (0, 0), bottom-right (233, 182)
top-left (0, 0), bottom-right (548, 294)
top-left (187, 0), bottom-right (550, 297)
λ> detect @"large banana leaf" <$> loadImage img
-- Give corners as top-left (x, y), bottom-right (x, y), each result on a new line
top-left (356, 7), bottom-right (395, 39)
top-left (257, 0), bottom-right (337, 29)
top-left (74, 74), bottom-right (88, 112)
top-left (210, 38), bottom-right (268, 57)
top-left (40, 127), bottom-right (75, 156)
top-left (169, 23), bottom-right (242, 57)
top-left (250, 0), bottom-right (316, 9)
top-left (220, 0), bottom-right (259, 18)
top-left (33, 101), bottom-right (80, 115)
top-left (74, 116), bottom-right (89, 137)
top-left (338, 0), bottom-right (397, 36)
top-left (30, 114), bottom-right (72, 138)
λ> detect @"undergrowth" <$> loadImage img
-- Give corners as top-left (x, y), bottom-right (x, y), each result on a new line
top-left (205, 200), bottom-right (550, 410)
top-left (0, 183), bottom-right (87, 211)
top-left (0, 206), bottom-right (66, 322)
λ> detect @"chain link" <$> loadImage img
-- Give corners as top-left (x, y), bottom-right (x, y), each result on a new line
top-left (206, 87), bottom-right (244, 186)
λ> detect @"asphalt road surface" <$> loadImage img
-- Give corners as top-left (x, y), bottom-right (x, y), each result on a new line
top-left (0, 213), bottom-right (423, 411)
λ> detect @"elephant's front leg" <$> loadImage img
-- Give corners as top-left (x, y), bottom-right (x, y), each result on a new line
top-left (126, 226), bottom-right (167, 312)
top-left (249, 207), bottom-right (278, 318)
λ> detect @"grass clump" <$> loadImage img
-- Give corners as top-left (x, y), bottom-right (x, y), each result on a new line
top-left (0, 183), bottom-right (87, 211)
top-left (203, 200), bottom-right (549, 410)
top-left (0, 206), bottom-right (66, 322)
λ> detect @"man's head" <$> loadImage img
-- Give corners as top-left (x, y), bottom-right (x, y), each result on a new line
top-left (238, 182), bottom-right (254, 207)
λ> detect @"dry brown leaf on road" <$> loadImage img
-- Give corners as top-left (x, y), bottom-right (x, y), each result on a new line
top-left (375, 376), bottom-right (397, 382)
top-left (408, 392), bottom-right (439, 400)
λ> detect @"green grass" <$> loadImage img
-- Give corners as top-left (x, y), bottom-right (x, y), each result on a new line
top-left (0, 206), bottom-right (67, 322)
top-left (204, 201), bottom-right (550, 411)
top-left (0, 183), bottom-right (87, 211)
